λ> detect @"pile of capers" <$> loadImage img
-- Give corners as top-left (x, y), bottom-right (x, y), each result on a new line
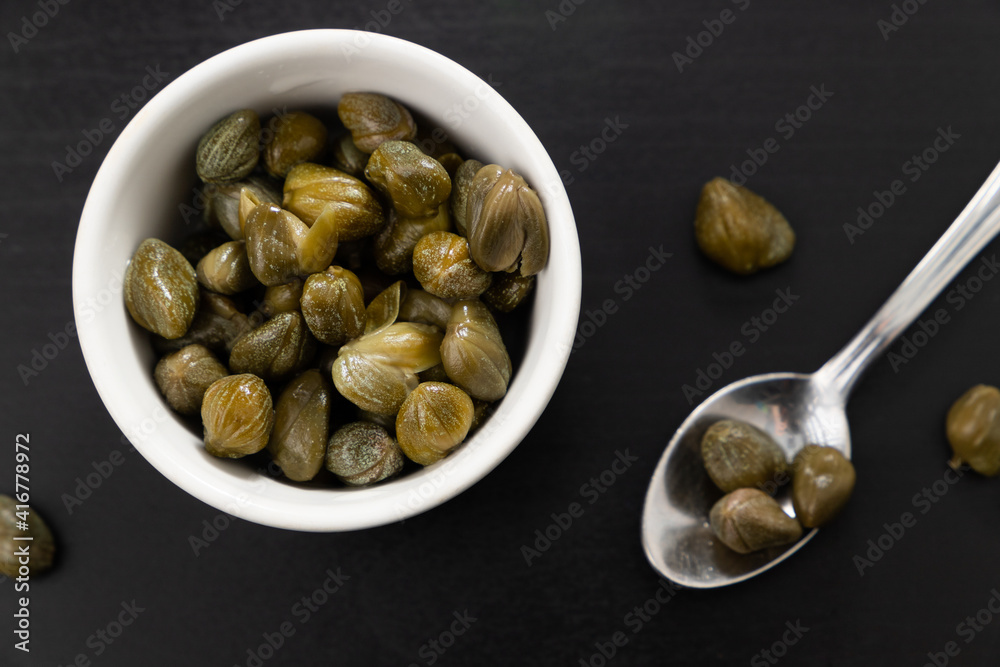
top-left (124, 93), bottom-right (549, 487)
top-left (701, 419), bottom-right (856, 554)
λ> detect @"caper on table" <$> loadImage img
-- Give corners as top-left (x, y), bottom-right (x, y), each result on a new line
top-left (946, 384), bottom-right (1000, 476)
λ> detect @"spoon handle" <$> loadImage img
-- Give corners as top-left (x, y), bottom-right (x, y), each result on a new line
top-left (816, 161), bottom-right (1000, 403)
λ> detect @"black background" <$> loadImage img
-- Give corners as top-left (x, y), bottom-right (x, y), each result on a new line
top-left (4, 1), bottom-right (1000, 665)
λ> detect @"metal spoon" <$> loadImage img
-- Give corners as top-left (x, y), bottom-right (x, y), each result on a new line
top-left (641, 162), bottom-right (1000, 588)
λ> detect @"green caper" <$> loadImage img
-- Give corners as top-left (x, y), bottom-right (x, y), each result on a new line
top-left (154, 344), bottom-right (229, 416)
top-left (196, 109), bottom-right (261, 183)
top-left (364, 140), bottom-right (452, 219)
top-left (179, 230), bottom-right (231, 267)
top-left (700, 419), bottom-right (788, 494)
top-left (282, 162), bottom-right (385, 241)
top-left (396, 382), bottom-right (474, 465)
top-left (791, 445), bottom-right (856, 528)
top-left (124, 238), bottom-right (200, 339)
top-left (326, 422), bottom-right (405, 486)
top-left (694, 177), bottom-right (795, 275)
top-left (946, 384), bottom-right (1000, 476)
top-left (482, 272), bottom-right (535, 313)
top-left (466, 164), bottom-right (549, 276)
top-left (710, 488), bottom-right (803, 554)
top-left (202, 175), bottom-right (282, 241)
top-left (267, 370), bottom-right (332, 482)
top-left (152, 290), bottom-right (253, 357)
top-left (364, 280), bottom-right (405, 336)
top-left (413, 231), bottom-right (492, 299)
top-left (196, 240), bottom-right (259, 295)
top-left (436, 152), bottom-right (464, 178)
top-left (264, 111), bottom-right (328, 178)
top-left (357, 408), bottom-right (397, 433)
top-left (0, 495), bottom-right (55, 577)
top-left (450, 158), bottom-right (483, 236)
top-left (440, 300), bottom-right (511, 401)
top-left (332, 132), bottom-right (369, 176)
top-left (243, 202), bottom-right (339, 285)
top-left (228, 311), bottom-right (317, 383)
top-left (337, 92), bottom-right (417, 153)
top-left (301, 266), bottom-right (367, 346)
top-left (399, 288), bottom-right (452, 330)
top-left (374, 205), bottom-right (451, 275)
top-left (201, 374), bottom-right (274, 458)
top-left (261, 279), bottom-right (305, 318)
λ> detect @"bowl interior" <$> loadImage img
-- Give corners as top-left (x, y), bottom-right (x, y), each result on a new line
top-left (73, 30), bottom-right (581, 531)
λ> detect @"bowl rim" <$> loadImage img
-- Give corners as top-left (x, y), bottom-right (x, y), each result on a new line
top-left (72, 29), bottom-right (582, 531)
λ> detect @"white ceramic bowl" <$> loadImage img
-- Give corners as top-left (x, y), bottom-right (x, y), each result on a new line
top-left (72, 30), bottom-right (581, 531)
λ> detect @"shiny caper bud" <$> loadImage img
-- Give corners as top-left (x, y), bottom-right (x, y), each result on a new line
top-left (396, 382), bottom-right (474, 466)
top-left (124, 238), bottom-right (200, 339)
top-left (301, 266), bottom-right (366, 346)
top-left (710, 488), bottom-right (803, 554)
top-left (413, 231), bottom-right (492, 299)
top-left (154, 344), bottom-right (229, 416)
top-left (466, 164), bottom-right (549, 276)
top-left (0, 496), bottom-right (55, 577)
top-left (326, 422), bottom-right (405, 486)
top-left (262, 279), bottom-right (304, 317)
top-left (203, 176), bottom-right (282, 241)
top-left (244, 203), bottom-right (339, 285)
top-left (196, 240), bottom-right (259, 295)
top-left (201, 373), bottom-right (274, 458)
top-left (791, 445), bottom-right (856, 528)
top-left (365, 141), bottom-right (452, 219)
top-left (337, 92), bottom-right (417, 153)
top-left (450, 158), bottom-right (483, 236)
top-left (399, 288), bottom-right (452, 330)
top-left (152, 290), bottom-right (253, 356)
top-left (196, 109), bottom-right (261, 183)
top-left (946, 384), bottom-right (1000, 476)
top-left (701, 419), bottom-right (788, 494)
top-left (364, 280), bottom-right (404, 335)
top-left (374, 204), bottom-right (451, 275)
top-left (695, 177), bottom-right (795, 275)
top-left (264, 111), bottom-right (328, 178)
top-left (282, 163), bottom-right (385, 241)
top-left (332, 132), bottom-right (369, 177)
top-left (332, 322), bottom-right (443, 415)
top-left (229, 311), bottom-right (317, 383)
top-left (440, 300), bottom-right (512, 402)
top-left (267, 370), bottom-right (332, 482)
top-left (179, 231), bottom-right (230, 267)
top-left (482, 272), bottom-right (535, 313)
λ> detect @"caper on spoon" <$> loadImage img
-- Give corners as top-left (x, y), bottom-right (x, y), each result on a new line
top-left (642, 162), bottom-right (1000, 588)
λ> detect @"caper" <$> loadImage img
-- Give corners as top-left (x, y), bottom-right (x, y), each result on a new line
top-left (152, 290), bottom-right (253, 356)
top-left (413, 231), bottom-right (492, 299)
top-left (481, 272), bottom-right (535, 313)
top-left (694, 177), bottom-right (795, 275)
top-left (282, 163), bottom-right (385, 241)
top-left (201, 373), bottom-right (274, 458)
top-left (202, 176), bottom-right (282, 241)
top-left (337, 92), bottom-right (417, 153)
top-left (124, 238), bottom-right (200, 339)
top-left (700, 419), bottom-right (788, 494)
top-left (466, 164), bottom-right (549, 277)
top-left (710, 488), bottom-right (803, 554)
top-left (154, 344), bottom-right (229, 416)
top-left (326, 422), bottom-right (405, 486)
top-left (396, 382), bottom-right (474, 465)
top-left (450, 158), bottom-right (483, 236)
top-left (357, 408), bottom-right (397, 433)
top-left (196, 109), bottom-right (261, 183)
top-left (791, 445), bottom-right (856, 528)
top-left (364, 140), bottom-right (452, 219)
top-left (261, 279), bottom-right (304, 318)
top-left (0, 496), bottom-right (55, 576)
top-left (440, 300), bottom-right (511, 401)
top-left (264, 111), bottom-right (328, 178)
top-left (196, 240), bottom-right (259, 295)
top-left (243, 203), bottom-right (338, 285)
top-left (301, 266), bottom-right (367, 346)
top-left (229, 311), bottom-right (317, 383)
top-left (374, 204), bottom-right (451, 275)
top-left (364, 280), bottom-right (404, 335)
top-left (179, 230), bottom-right (231, 267)
top-left (267, 370), bottom-right (332, 482)
top-left (436, 152), bottom-right (464, 178)
top-left (946, 384), bottom-right (1000, 476)
top-left (332, 132), bottom-right (369, 176)
top-left (399, 288), bottom-right (452, 330)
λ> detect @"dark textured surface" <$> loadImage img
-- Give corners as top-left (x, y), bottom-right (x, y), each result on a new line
top-left (4, 1), bottom-right (1000, 665)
